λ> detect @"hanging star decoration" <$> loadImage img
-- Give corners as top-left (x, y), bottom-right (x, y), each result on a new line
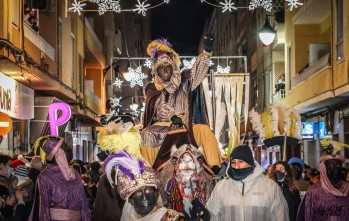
top-left (286, 0), bottom-right (303, 11)
top-left (182, 58), bottom-right (197, 70)
top-left (249, 0), bottom-right (273, 12)
top-left (144, 59), bottom-right (152, 69)
top-left (133, 0), bottom-right (151, 16)
top-left (130, 66), bottom-right (147, 87)
top-left (216, 65), bottom-right (230, 74)
top-left (111, 97), bottom-right (122, 108)
top-left (219, 0), bottom-right (237, 13)
top-left (113, 78), bottom-right (124, 88)
top-left (68, 0), bottom-right (86, 16)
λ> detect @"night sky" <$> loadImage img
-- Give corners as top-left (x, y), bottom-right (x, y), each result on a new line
top-left (151, 0), bottom-right (213, 55)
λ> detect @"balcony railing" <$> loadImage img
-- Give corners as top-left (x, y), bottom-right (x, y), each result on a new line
top-left (83, 89), bottom-right (102, 114)
top-left (24, 22), bottom-right (55, 61)
top-left (273, 89), bottom-right (286, 103)
top-left (291, 53), bottom-right (330, 88)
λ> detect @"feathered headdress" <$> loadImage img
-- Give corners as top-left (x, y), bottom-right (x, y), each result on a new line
top-left (103, 150), bottom-right (159, 200)
top-left (32, 136), bottom-right (51, 163)
top-left (146, 38), bottom-right (181, 67)
top-left (249, 104), bottom-right (302, 140)
top-left (320, 139), bottom-right (349, 156)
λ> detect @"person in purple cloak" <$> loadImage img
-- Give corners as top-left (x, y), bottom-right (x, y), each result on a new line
top-left (296, 151), bottom-right (349, 221)
top-left (29, 136), bottom-right (90, 221)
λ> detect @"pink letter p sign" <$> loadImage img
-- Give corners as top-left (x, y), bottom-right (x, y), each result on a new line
top-left (49, 103), bottom-right (71, 136)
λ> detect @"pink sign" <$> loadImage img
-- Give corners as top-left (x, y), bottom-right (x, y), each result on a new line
top-left (49, 103), bottom-right (71, 136)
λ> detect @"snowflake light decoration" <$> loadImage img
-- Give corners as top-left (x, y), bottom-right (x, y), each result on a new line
top-left (133, 0), bottom-right (151, 16)
top-left (164, 0), bottom-right (170, 3)
top-left (144, 59), bottom-right (152, 69)
top-left (219, 0), bottom-right (237, 13)
top-left (216, 65), bottom-right (230, 74)
top-left (68, 0), bottom-right (86, 15)
top-left (182, 58), bottom-right (197, 70)
top-left (249, 0), bottom-right (273, 12)
top-left (209, 60), bottom-right (214, 67)
top-left (129, 66), bottom-right (147, 87)
top-left (111, 97), bottom-right (122, 108)
top-left (113, 78), bottom-right (124, 88)
top-left (286, 0), bottom-right (303, 11)
top-left (90, 0), bottom-right (121, 15)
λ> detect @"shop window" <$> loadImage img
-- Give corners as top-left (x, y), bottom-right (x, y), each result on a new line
top-left (336, 0), bottom-right (343, 61)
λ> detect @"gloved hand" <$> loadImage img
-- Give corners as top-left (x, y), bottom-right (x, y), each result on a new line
top-left (180, 210), bottom-right (201, 221)
top-left (190, 198), bottom-right (210, 221)
top-left (203, 33), bottom-right (215, 53)
top-left (171, 115), bottom-right (183, 125)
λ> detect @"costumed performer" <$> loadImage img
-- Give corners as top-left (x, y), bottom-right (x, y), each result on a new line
top-left (29, 136), bottom-right (90, 221)
top-left (92, 114), bottom-right (142, 221)
top-left (103, 150), bottom-right (181, 221)
top-left (142, 35), bottom-right (222, 170)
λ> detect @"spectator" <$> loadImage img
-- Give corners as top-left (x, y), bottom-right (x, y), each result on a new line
top-left (288, 157), bottom-right (310, 199)
top-left (267, 161), bottom-right (301, 221)
top-left (88, 162), bottom-right (101, 185)
top-left (198, 145), bottom-right (289, 221)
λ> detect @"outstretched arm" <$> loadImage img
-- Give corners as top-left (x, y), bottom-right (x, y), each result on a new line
top-left (190, 34), bottom-right (214, 91)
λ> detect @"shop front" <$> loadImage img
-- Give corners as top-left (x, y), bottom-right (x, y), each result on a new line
top-left (0, 72), bottom-right (34, 155)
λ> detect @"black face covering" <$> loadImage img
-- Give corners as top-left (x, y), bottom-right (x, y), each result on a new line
top-left (274, 171), bottom-right (285, 181)
top-left (325, 159), bottom-right (342, 181)
top-left (228, 167), bottom-right (255, 181)
top-left (130, 187), bottom-right (157, 217)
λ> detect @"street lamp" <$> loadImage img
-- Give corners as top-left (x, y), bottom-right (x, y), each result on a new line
top-left (258, 17), bottom-right (276, 46)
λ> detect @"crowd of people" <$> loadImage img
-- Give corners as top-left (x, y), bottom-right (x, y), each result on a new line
top-left (0, 36), bottom-right (348, 221)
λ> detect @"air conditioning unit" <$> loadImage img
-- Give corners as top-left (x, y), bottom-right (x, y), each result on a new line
top-left (40, 0), bottom-right (55, 12)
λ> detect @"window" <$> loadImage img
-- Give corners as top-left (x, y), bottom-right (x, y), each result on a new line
top-left (71, 33), bottom-right (75, 80)
top-left (12, 0), bottom-right (19, 28)
top-left (336, 0), bottom-right (343, 60)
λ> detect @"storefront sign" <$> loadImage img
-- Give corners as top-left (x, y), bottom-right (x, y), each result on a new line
top-left (49, 102), bottom-right (71, 136)
top-left (0, 72), bottom-right (34, 119)
top-left (0, 112), bottom-right (12, 136)
top-left (302, 122), bottom-right (314, 140)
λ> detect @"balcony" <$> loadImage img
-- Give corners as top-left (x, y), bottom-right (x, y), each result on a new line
top-left (292, 53), bottom-right (330, 87)
top-left (83, 88), bottom-right (102, 114)
top-left (273, 89), bottom-right (286, 103)
top-left (84, 18), bottom-right (105, 67)
top-left (24, 22), bottom-right (55, 61)
top-left (292, 0), bottom-right (330, 25)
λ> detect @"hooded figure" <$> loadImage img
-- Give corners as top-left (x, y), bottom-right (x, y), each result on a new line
top-left (296, 153), bottom-right (349, 221)
top-left (103, 150), bottom-right (181, 221)
top-left (141, 37), bottom-right (222, 171)
top-left (29, 136), bottom-right (90, 221)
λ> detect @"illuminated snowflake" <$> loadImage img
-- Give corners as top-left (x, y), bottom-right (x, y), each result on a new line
top-left (249, 0), bottom-right (273, 12)
top-left (89, 0), bottom-right (121, 15)
top-left (164, 0), bottom-right (170, 3)
top-left (133, 0), bottom-right (151, 16)
top-left (182, 58), bottom-right (197, 70)
top-left (286, 0), bottom-right (303, 11)
top-left (113, 78), bottom-right (123, 88)
top-left (69, 0), bottom-right (86, 15)
top-left (130, 66), bottom-right (147, 87)
top-left (219, 0), bottom-right (237, 13)
top-left (209, 60), bottom-right (214, 66)
top-left (111, 97), bottom-right (122, 108)
top-left (144, 59), bottom-right (152, 68)
top-left (216, 65), bottom-right (230, 73)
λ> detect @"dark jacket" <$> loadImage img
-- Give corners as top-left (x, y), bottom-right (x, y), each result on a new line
top-left (277, 182), bottom-right (301, 221)
top-left (92, 174), bottom-right (124, 221)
